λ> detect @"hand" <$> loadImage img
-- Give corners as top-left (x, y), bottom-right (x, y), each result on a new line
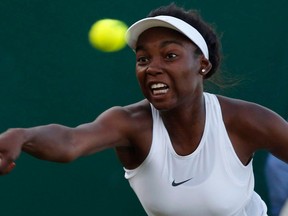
top-left (0, 129), bottom-right (24, 175)
top-left (0, 158), bottom-right (16, 175)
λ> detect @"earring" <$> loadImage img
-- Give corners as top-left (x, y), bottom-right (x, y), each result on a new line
top-left (201, 69), bottom-right (206, 73)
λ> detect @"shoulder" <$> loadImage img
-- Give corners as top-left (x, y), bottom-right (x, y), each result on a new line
top-left (97, 99), bottom-right (151, 124)
top-left (85, 99), bottom-right (152, 148)
top-left (216, 95), bottom-right (281, 129)
top-left (216, 95), bottom-right (272, 120)
top-left (104, 100), bottom-right (153, 168)
top-left (216, 95), bottom-right (288, 160)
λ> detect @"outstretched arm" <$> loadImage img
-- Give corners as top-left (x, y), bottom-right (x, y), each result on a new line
top-left (0, 106), bottom-right (133, 175)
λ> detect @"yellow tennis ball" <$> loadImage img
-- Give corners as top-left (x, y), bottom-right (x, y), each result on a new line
top-left (88, 19), bottom-right (128, 52)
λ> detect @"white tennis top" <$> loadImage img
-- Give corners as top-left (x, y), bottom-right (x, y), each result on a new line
top-left (124, 93), bottom-right (267, 216)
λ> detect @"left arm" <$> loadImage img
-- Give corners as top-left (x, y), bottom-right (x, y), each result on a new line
top-left (219, 96), bottom-right (288, 163)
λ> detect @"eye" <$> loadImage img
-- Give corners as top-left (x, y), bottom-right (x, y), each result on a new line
top-left (137, 56), bottom-right (149, 64)
top-left (166, 53), bottom-right (177, 60)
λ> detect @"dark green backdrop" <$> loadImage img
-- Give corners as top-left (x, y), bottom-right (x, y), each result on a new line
top-left (1, 0), bottom-right (287, 215)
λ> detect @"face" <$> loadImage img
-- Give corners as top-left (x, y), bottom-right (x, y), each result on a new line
top-left (135, 27), bottom-right (206, 111)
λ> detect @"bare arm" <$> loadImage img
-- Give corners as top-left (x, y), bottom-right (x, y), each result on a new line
top-left (254, 107), bottom-right (288, 162)
top-left (0, 106), bottom-right (134, 175)
top-left (219, 95), bottom-right (288, 163)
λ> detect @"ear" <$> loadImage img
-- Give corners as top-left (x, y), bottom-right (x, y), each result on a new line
top-left (199, 56), bottom-right (212, 76)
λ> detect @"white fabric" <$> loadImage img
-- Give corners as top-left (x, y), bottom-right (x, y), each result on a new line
top-left (124, 92), bottom-right (267, 215)
top-left (126, 15), bottom-right (209, 59)
top-left (280, 199), bottom-right (288, 216)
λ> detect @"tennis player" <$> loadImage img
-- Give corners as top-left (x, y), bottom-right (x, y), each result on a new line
top-left (0, 3), bottom-right (287, 216)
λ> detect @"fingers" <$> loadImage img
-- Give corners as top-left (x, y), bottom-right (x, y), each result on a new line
top-left (0, 158), bottom-right (16, 175)
top-left (5, 161), bottom-right (16, 173)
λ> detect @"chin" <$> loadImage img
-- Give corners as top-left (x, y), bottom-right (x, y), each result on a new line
top-left (150, 101), bottom-right (175, 111)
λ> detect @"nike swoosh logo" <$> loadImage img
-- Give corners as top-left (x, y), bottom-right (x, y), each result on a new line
top-left (172, 178), bottom-right (193, 187)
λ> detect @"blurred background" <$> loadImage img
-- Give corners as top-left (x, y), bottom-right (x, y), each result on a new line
top-left (0, 0), bottom-right (287, 215)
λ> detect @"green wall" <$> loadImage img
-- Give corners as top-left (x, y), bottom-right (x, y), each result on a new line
top-left (0, 0), bottom-right (287, 215)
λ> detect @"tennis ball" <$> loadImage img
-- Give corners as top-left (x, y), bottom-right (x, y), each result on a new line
top-left (88, 19), bottom-right (128, 52)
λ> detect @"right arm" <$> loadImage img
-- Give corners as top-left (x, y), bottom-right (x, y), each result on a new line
top-left (0, 106), bottom-right (134, 175)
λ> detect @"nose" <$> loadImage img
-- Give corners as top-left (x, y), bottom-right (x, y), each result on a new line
top-left (145, 58), bottom-right (163, 76)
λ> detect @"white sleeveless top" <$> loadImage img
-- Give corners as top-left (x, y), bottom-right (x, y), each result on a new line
top-left (124, 93), bottom-right (267, 216)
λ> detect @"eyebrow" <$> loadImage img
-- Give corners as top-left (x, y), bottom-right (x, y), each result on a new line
top-left (135, 39), bottom-right (185, 53)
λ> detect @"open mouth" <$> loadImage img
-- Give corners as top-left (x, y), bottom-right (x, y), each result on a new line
top-left (150, 83), bottom-right (169, 95)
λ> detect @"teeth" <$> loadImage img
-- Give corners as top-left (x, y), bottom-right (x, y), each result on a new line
top-left (151, 83), bottom-right (167, 89)
top-left (153, 89), bottom-right (169, 94)
top-left (150, 83), bottom-right (169, 95)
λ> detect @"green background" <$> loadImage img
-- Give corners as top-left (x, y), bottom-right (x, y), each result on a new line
top-left (0, 0), bottom-right (287, 215)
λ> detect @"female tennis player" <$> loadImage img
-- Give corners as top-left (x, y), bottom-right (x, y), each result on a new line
top-left (0, 3), bottom-right (287, 216)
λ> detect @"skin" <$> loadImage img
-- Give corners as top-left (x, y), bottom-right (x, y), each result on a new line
top-left (0, 27), bottom-right (287, 176)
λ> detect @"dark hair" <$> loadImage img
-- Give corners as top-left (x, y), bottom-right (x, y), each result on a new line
top-left (147, 3), bottom-right (221, 79)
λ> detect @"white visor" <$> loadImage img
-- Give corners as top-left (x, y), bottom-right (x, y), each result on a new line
top-left (126, 15), bottom-right (209, 59)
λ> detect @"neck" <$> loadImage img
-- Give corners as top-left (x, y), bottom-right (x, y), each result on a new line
top-left (160, 93), bottom-right (205, 125)
top-left (159, 93), bottom-right (206, 155)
